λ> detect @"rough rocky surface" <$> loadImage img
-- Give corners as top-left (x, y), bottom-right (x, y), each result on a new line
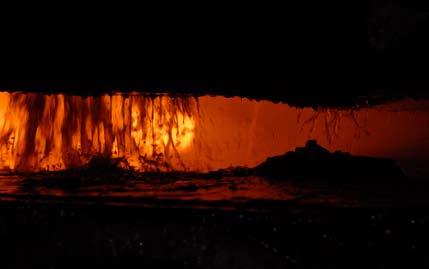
top-left (255, 140), bottom-right (405, 181)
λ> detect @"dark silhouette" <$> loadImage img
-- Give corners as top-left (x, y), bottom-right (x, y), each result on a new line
top-left (255, 140), bottom-right (405, 181)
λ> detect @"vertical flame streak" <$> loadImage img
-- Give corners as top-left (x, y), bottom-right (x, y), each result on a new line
top-left (0, 92), bottom-right (196, 172)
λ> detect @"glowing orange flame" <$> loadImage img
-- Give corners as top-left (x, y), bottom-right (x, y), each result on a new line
top-left (0, 92), bottom-right (427, 177)
top-left (0, 92), bottom-right (196, 172)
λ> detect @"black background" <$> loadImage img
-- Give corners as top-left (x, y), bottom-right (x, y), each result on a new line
top-left (0, 1), bottom-right (428, 106)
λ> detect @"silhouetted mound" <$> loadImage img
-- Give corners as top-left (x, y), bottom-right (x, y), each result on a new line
top-left (20, 157), bottom-right (135, 190)
top-left (18, 157), bottom-right (221, 191)
top-left (255, 140), bottom-right (405, 181)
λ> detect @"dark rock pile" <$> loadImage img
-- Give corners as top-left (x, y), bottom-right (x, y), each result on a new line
top-left (255, 140), bottom-right (405, 181)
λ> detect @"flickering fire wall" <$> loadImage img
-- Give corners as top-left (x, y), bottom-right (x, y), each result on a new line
top-left (0, 91), bottom-right (428, 177)
top-left (0, 93), bottom-right (196, 171)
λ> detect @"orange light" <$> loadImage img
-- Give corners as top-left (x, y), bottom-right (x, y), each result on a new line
top-left (0, 92), bottom-right (196, 172)
top-left (0, 92), bottom-right (428, 177)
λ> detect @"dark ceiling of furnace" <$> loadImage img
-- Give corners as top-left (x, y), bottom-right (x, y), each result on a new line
top-left (0, 0), bottom-right (428, 108)
top-left (0, 78), bottom-right (428, 109)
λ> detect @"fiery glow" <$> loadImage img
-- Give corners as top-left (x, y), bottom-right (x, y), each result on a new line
top-left (0, 92), bottom-right (196, 172)
top-left (0, 92), bottom-right (428, 178)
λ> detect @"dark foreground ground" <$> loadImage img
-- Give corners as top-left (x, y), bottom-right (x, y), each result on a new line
top-left (2, 199), bottom-right (429, 268)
